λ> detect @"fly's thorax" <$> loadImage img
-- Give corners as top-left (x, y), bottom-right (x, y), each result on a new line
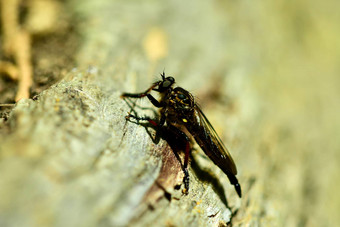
top-left (168, 87), bottom-right (194, 111)
top-left (162, 87), bottom-right (195, 125)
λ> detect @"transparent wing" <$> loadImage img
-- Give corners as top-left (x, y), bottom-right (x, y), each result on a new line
top-left (189, 104), bottom-right (237, 175)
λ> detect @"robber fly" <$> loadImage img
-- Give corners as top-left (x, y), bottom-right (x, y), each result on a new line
top-left (121, 72), bottom-right (242, 197)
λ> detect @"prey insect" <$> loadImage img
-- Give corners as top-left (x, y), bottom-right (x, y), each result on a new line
top-left (121, 72), bottom-right (242, 197)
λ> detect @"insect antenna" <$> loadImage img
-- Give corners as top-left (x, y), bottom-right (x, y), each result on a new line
top-left (160, 70), bottom-right (166, 79)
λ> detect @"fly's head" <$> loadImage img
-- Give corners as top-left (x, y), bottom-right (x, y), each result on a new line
top-left (154, 72), bottom-right (175, 93)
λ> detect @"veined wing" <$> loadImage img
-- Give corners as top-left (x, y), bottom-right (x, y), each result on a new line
top-left (188, 104), bottom-right (238, 175)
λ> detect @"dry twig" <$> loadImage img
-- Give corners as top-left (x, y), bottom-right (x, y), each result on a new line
top-left (0, 0), bottom-right (33, 101)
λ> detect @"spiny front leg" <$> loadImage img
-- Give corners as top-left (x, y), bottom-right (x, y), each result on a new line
top-left (122, 91), bottom-right (163, 108)
top-left (121, 82), bottom-right (159, 99)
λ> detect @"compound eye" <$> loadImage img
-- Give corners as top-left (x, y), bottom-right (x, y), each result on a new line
top-left (162, 80), bottom-right (172, 88)
top-left (167, 77), bottom-right (175, 83)
top-left (161, 77), bottom-right (175, 89)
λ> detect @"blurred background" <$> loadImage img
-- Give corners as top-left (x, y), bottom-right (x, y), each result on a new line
top-left (1, 0), bottom-right (339, 226)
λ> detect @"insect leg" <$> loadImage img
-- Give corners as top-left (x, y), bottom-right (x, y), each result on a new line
top-left (165, 124), bottom-right (191, 194)
top-left (126, 108), bottom-right (166, 128)
top-left (121, 89), bottom-right (163, 108)
top-left (146, 94), bottom-right (163, 107)
top-left (126, 114), bottom-right (158, 127)
top-left (121, 82), bottom-right (159, 98)
top-left (183, 142), bottom-right (191, 194)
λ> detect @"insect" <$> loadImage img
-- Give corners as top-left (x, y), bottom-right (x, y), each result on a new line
top-left (121, 72), bottom-right (242, 197)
